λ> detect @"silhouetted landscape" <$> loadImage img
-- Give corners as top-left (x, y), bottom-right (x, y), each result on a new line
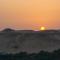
top-left (0, 49), bottom-right (60, 60)
top-left (0, 28), bottom-right (60, 60)
top-left (0, 0), bottom-right (60, 59)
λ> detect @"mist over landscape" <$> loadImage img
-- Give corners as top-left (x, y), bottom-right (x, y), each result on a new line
top-left (0, 28), bottom-right (60, 54)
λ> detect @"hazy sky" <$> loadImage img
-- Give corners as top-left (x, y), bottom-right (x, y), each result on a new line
top-left (0, 0), bottom-right (60, 30)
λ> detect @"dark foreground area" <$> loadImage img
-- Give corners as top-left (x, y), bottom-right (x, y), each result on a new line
top-left (0, 49), bottom-right (60, 60)
top-left (0, 29), bottom-right (60, 53)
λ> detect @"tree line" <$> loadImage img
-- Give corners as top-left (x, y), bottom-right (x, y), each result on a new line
top-left (0, 49), bottom-right (60, 60)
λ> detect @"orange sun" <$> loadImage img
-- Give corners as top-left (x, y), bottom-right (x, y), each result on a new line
top-left (40, 26), bottom-right (46, 31)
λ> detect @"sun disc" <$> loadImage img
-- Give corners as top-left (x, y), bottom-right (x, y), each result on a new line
top-left (40, 26), bottom-right (46, 31)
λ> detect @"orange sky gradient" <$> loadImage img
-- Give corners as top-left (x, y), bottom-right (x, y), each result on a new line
top-left (0, 0), bottom-right (60, 30)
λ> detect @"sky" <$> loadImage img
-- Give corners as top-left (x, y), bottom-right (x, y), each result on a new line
top-left (0, 0), bottom-right (60, 30)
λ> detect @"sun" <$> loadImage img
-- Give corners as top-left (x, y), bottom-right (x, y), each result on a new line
top-left (40, 26), bottom-right (46, 31)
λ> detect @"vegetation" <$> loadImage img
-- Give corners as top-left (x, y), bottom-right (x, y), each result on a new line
top-left (0, 49), bottom-right (60, 60)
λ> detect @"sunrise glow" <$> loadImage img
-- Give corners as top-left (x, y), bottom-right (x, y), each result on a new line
top-left (0, 0), bottom-right (60, 30)
top-left (40, 27), bottom-right (46, 31)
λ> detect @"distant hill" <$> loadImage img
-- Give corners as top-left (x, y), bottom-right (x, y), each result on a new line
top-left (1, 28), bottom-right (15, 32)
top-left (0, 30), bottom-right (60, 53)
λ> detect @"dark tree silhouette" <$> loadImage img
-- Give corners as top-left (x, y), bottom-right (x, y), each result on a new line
top-left (2, 28), bottom-right (15, 32)
top-left (0, 49), bottom-right (60, 60)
